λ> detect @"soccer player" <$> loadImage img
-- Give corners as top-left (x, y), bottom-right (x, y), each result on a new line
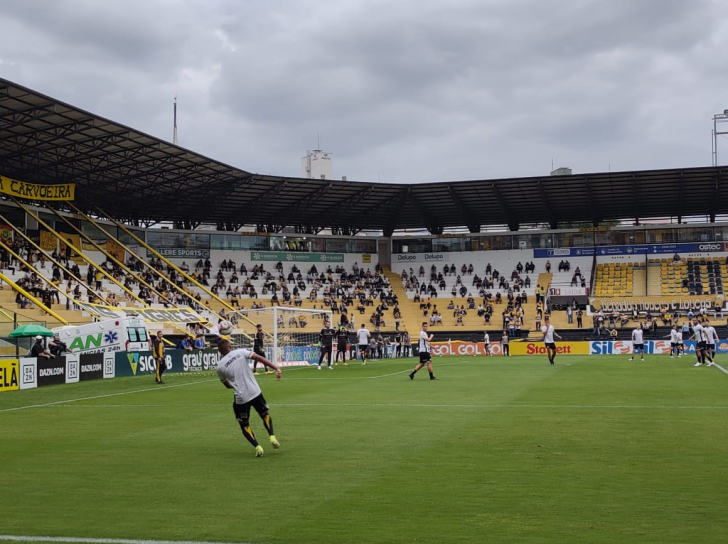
top-left (666, 325), bottom-right (679, 358)
top-left (501, 330), bottom-right (509, 356)
top-left (630, 324), bottom-right (645, 361)
top-left (691, 318), bottom-right (714, 367)
top-left (409, 322), bottom-right (437, 380)
top-left (216, 338), bottom-right (281, 457)
top-left (357, 324), bottom-right (371, 365)
top-left (483, 331), bottom-right (491, 356)
top-left (705, 320), bottom-right (719, 361)
top-left (318, 320), bottom-right (336, 370)
top-left (675, 325), bottom-right (684, 357)
top-left (253, 324), bottom-right (272, 375)
top-left (153, 331), bottom-right (166, 384)
top-left (541, 317), bottom-right (562, 366)
top-left (335, 326), bottom-right (349, 365)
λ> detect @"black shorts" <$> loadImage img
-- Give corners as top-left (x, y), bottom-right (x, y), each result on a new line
top-left (545, 343), bottom-right (556, 350)
top-left (707, 344), bottom-right (716, 351)
top-left (634, 343), bottom-right (644, 351)
top-left (419, 352), bottom-right (432, 364)
top-left (698, 341), bottom-right (707, 350)
top-left (337, 342), bottom-right (347, 351)
top-left (358, 344), bottom-right (368, 352)
top-left (321, 344), bottom-right (332, 352)
top-left (254, 348), bottom-right (265, 357)
top-left (232, 394), bottom-right (268, 421)
top-left (670, 343), bottom-right (676, 348)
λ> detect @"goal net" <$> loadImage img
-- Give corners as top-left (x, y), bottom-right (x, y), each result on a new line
top-left (228, 306), bottom-right (333, 366)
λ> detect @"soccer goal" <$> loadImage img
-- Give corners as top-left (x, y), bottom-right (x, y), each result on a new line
top-left (228, 306), bottom-right (333, 366)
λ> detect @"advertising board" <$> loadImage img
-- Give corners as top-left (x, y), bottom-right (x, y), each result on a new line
top-left (79, 353), bottom-right (104, 381)
top-left (0, 359), bottom-right (19, 392)
top-left (37, 357), bottom-right (66, 386)
top-left (19, 358), bottom-right (37, 390)
top-left (509, 342), bottom-right (590, 356)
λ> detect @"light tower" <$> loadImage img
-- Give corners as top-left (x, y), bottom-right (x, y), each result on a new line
top-left (712, 109), bottom-right (728, 166)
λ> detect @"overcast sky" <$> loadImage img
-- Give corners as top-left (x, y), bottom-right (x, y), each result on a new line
top-left (2, 0), bottom-right (728, 183)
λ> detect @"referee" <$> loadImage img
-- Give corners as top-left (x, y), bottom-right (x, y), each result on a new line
top-left (409, 322), bottom-right (438, 380)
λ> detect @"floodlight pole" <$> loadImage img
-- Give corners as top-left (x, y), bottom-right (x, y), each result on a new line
top-left (712, 111), bottom-right (728, 166)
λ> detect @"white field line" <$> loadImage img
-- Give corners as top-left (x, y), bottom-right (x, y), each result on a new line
top-left (0, 536), bottom-right (257, 544)
top-left (46, 403), bottom-right (728, 410)
top-left (711, 362), bottom-right (728, 376)
top-left (285, 360), bottom-right (470, 380)
top-left (0, 379), bottom-right (218, 414)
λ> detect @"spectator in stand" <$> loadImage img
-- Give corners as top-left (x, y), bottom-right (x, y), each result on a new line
top-left (31, 336), bottom-right (52, 359)
top-left (576, 308), bottom-right (583, 328)
top-left (48, 334), bottom-right (69, 357)
top-left (567, 306), bottom-right (573, 324)
top-left (178, 335), bottom-right (194, 351)
top-left (545, 260), bottom-right (551, 273)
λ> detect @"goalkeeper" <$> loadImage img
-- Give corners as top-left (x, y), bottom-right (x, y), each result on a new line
top-left (253, 324), bottom-right (273, 375)
top-left (318, 319), bottom-right (336, 370)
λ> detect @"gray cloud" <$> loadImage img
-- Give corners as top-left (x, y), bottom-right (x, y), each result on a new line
top-left (1, 0), bottom-right (727, 183)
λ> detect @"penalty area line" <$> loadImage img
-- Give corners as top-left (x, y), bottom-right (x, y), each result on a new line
top-left (0, 536), bottom-right (258, 544)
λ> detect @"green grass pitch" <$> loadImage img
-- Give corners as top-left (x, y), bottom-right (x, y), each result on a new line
top-left (1, 354), bottom-right (727, 544)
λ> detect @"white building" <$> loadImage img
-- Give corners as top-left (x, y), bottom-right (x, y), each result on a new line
top-left (301, 150), bottom-right (333, 180)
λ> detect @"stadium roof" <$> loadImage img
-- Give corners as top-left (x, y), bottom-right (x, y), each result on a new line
top-left (1, 77), bottom-right (726, 235)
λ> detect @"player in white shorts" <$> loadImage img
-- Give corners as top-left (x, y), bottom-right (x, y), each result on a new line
top-left (483, 331), bottom-right (491, 356)
top-left (216, 338), bottom-right (282, 457)
top-left (541, 318), bottom-right (562, 366)
top-left (704, 320), bottom-right (719, 361)
top-left (675, 327), bottom-right (684, 357)
top-left (630, 325), bottom-right (645, 361)
top-left (690, 319), bottom-right (714, 367)
top-left (666, 325), bottom-right (680, 358)
top-left (356, 324), bottom-right (371, 365)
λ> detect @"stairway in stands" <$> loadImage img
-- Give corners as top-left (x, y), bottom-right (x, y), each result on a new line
top-left (537, 272), bottom-right (553, 294)
top-left (382, 266), bottom-right (416, 333)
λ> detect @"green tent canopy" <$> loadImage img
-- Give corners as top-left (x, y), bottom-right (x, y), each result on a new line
top-left (9, 324), bottom-right (55, 338)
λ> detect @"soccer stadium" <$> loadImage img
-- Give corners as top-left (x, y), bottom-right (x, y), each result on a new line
top-left (1, 57), bottom-right (728, 544)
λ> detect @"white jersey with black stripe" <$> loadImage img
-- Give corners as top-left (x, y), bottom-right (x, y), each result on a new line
top-left (419, 331), bottom-right (431, 353)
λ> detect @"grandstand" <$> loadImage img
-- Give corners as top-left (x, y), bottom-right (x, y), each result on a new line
top-left (0, 77), bottom-right (727, 344)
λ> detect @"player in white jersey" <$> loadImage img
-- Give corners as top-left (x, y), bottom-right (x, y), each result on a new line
top-left (540, 318), bottom-right (562, 366)
top-left (483, 331), bottom-right (491, 356)
top-left (356, 324), bottom-right (371, 365)
top-left (630, 324), bottom-right (645, 361)
top-left (675, 326), bottom-right (683, 357)
top-left (409, 322), bottom-right (438, 380)
top-left (665, 325), bottom-right (680, 358)
top-left (690, 319), bottom-right (714, 367)
top-left (216, 338), bottom-right (281, 457)
top-left (704, 320), bottom-right (719, 360)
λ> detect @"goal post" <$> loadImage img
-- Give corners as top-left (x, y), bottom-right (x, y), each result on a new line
top-left (228, 306), bottom-right (333, 366)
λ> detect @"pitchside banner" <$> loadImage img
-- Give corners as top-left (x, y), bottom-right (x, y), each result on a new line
top-left (37, 357), bottom-right (66, 386)
top-left (115, 348), bottom-right (223, 376)
top-left (589, 340), bottom-right (728, 355)
top-left (429, 341), bottom-right (590, 356)
top-left (0, 359), bottom-right (19, 392)
top-left (510, 342), bottom-right (590, 356)
top-left (19, 358), bottom-right (37, 390)
top-left (431, 341), bottom-right (505, 357)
